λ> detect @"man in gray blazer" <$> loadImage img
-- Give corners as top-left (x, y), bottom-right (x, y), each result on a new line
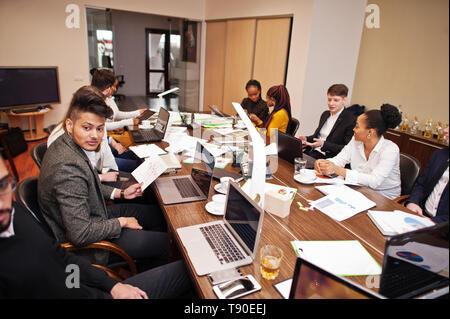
top-left (38, 86), bottom-right (167, 266)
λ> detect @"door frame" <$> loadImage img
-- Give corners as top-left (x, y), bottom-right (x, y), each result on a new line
top-left (145, 28), bottom-right (171, 96)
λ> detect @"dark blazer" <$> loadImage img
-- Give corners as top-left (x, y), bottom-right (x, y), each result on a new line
top-left (0, 202), bottom-right (117, 299)
top-left (38, 132), bottom-right (121, 265)
top-left (407, 147), bottom-right (449, 224)
top-left (307, 108), bottom-right (356, 158)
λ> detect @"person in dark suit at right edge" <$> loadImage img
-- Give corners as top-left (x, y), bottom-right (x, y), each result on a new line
top-left (406, 125), bottom-right (449, 223)
top-left (299, 84), bottom-right (356, 159)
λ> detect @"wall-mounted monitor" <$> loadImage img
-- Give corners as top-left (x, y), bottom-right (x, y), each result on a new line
top-left (0, 67), bottom-right (60, 110)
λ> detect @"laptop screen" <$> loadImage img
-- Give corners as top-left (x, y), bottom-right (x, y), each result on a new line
top-left (289, 257), bottom-right (381, 299)
top-left (191, 142), bottom-right (215, 196)
top-left (154, 107), bottom-right (169, 134)
top-left (379, 222), bottom-right (449, 298)
top-left (224, 182), bottom-right (262, 256)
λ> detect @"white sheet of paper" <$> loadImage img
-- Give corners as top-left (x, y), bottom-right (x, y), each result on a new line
top-left (274, 279), bottom-right (292, 299)
top-left (129, 144), bottom-right (166, 158)
top-left (310, 186), bottom-right (376, 221)
top-left (291, 240), bottom-right (382, 276)
top-left (131, 155), bottom-right (168, 191)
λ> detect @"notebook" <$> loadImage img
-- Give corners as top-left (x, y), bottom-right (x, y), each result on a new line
top-left (277, 130), bottom-right (315, 168)
top-left (129, 107), bottom-right (169, 143)
top-left (154, 142), bottom-right (215, 205)
top-left (379, 222), bottom-right (449, 299)
top-left (288, 257), bottom-right (383, 299)
top-left (177, 180), bottom-right (264, 275)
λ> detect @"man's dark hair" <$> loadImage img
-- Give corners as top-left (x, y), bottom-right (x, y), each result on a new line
top-left (327, 84), bottom-right (348, 97)
top-left (91, 69), bottom-right (116, 91)
top-left (64, 86), bottom-right (113, 122)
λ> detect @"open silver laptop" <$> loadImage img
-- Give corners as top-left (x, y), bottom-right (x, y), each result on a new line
top-left (177, 180), bottom-right (264, 276)
top-left (155, 142), bottom-right (215, 205)
top-left (129, 107), bottom-right (169, 143)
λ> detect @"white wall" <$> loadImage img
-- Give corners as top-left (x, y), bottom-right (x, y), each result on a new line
top-left (299, 0), bottom-right (367, 135)
top-left (0, 0), bottom-right (205, 127)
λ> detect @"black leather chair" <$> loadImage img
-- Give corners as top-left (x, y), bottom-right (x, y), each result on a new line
top-left (287, 118), bottom-right (300, 136)
top-left (394, 153), bottom-right (421, 204)
top-left (30, 142), bottom-right (47, 169)
top-left (14, 177), bottom-right (137, 280)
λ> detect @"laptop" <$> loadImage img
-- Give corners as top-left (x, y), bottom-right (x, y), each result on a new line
top-left (277, 130), bottom-right (315, 168)
top-left (154, 142), bottom-right (215, 205)
top-left (177, 180), bottom-right (264, 275)
top-left (129, 107), bottom-right (170, 143)
top-left (137, 109), bottom-right (155, 121)
top-left (289, 257), bottom-right (383, 299)
top-left (208, 105), bottom-right (229, 117)
top-left (378, 222), bottom-right (449, 299)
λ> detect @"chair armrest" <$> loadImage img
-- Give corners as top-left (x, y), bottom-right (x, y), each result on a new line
top-left (393, 194), bottom-right (410, 204)
top-left (61, 241), bottom-right (137, 275)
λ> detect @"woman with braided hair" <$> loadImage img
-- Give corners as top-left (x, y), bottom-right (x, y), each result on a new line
top-left (249, 84), bottom-right (292, 136)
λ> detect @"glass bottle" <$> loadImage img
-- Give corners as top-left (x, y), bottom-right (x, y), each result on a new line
top-left (410, 116), bottom-right (419, 134)
top-left (400, 114), bottom-right (409, 132)
top-left (436, 122), bottom-right (444, 141)
top-left (424, 119), bottom-right (433, 138)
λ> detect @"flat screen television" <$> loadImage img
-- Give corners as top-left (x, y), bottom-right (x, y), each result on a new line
top-left (0, 67), bottom-right (60, 110)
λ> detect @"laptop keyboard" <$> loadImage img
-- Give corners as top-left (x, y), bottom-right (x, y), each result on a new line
top-left (138, 129), bottom-right (160, 141)
top-left (200, 224), bottom-right (245, 265)
top-left (173, 178), bottom-right (200, 198)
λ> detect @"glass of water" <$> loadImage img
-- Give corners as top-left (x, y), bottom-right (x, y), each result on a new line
top-left (294, 157), bottom-right (307, 176)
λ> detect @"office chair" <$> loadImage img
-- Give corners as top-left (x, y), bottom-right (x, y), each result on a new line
top-left (114, 75), bottom-right (126, 101)
top-left (287, 118), bottom-right (300, 136)
top-left (14, 177), bottom-right (137, 281)
top-left (30, 142), bottom-right (47, 169)
top-left (394, 153), bottom-right (421, 204)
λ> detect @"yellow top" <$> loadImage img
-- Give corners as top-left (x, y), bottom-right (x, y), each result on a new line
top-left (257, 109), bottom-right (289, 136)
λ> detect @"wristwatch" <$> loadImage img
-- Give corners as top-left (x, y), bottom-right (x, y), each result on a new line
top-left (120, 190), bottom-right (125, 199)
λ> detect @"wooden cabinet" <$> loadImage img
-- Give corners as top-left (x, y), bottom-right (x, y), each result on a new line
top-left (384, 129), bottom-right (448, 174)
top-left (204, 16), bottom-right (292, 115)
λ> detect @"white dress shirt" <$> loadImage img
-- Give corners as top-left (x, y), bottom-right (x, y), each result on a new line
top-left (105, 97), bottom-right (140, 131)
top-left (315, 108), bottom-right (344, 154)
top-left (47, 123), bottom-right (118, 173)
top-left (425, 167), bottom-right (449, 217)
top-left (329, 136), bottom-right (401, 199)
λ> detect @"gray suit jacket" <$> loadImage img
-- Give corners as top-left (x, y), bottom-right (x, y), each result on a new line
top-left (38, 132), bottom-right (121, 265)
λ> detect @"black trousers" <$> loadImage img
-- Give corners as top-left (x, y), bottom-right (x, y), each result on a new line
top-left (96, 259), bottom-right (196, 299)
top-left (106, 203), bottom-right (168, 265)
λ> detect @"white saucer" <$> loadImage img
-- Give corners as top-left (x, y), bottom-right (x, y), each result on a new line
top-left (294, 174), bottom-right (316, 184)
top-left (205, 201), bottom-right (225, 216)
top-left (212, 194), bottom-right (226, 203)
top-left (214, 184), bottom-right (227, 194)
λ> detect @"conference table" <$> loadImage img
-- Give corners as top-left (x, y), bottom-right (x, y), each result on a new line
top-left (117, 124), bottom-right (408, 299)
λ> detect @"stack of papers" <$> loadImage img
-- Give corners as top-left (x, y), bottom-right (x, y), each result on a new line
top-left (310, 185), bottom-right (376, 221)
top-left (291, 240), bottom-right (382, 276)
top-left (129, 144), bottom-right (166, 158)
top-left (367, 210), bottom-right (435, 236)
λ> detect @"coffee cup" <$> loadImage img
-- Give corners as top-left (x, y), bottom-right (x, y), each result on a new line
top-left (219, 177), bottom-right (235, 191)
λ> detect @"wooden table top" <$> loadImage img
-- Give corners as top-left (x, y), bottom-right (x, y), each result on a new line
top-left (121, 125), bottom-right (410, 299)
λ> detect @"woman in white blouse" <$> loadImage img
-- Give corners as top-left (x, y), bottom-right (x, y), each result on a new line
top-left (314, 104), bottom-right (402, 199)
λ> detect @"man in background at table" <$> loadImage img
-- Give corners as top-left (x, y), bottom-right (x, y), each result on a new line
top-left (406, 125), bottom-right (449, 223)
top-left (298, 84), bottom-right (356, 159)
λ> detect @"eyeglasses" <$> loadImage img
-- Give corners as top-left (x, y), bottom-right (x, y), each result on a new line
top-left (0, 174), bottom-right (17, 196)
